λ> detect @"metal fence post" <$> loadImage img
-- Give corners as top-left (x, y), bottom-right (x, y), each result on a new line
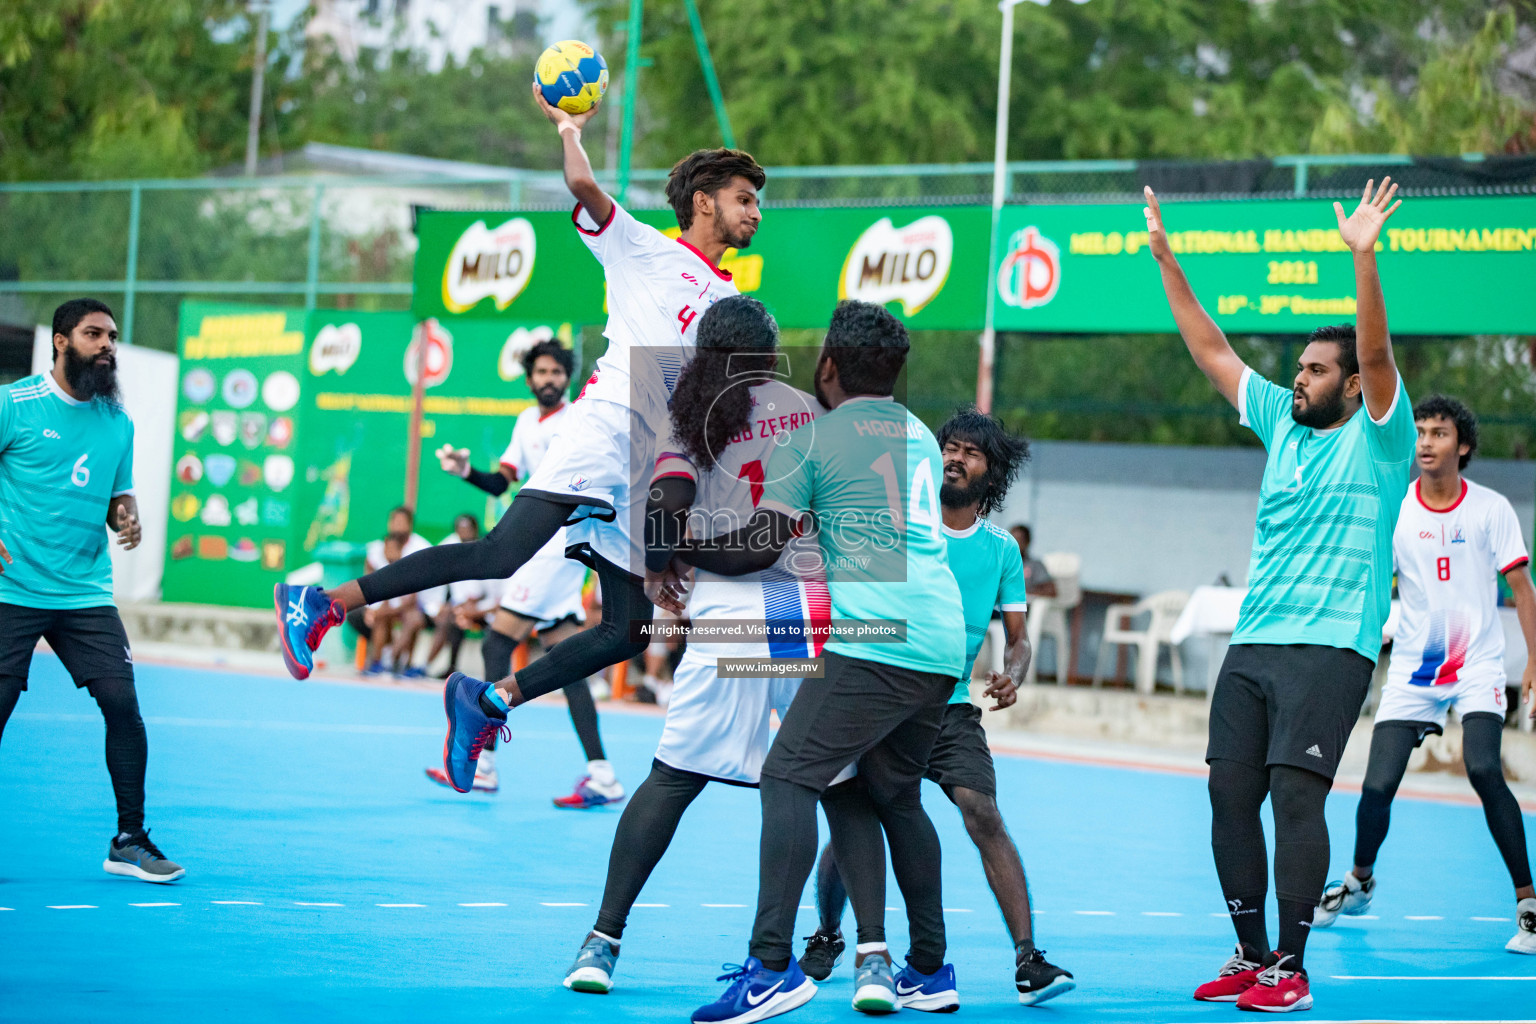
top-left (123, 184), bottom-right (141, 346)
top-left (1293, 160), bottom-right (1308, 196)
top-left (305, 185), bottom-right (323, 310)
top-left (509, 178), bottom-right (523, 209)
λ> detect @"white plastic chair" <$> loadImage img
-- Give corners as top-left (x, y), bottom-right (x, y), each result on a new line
top-left (1024, 552), bottom-right (1081, 684)
top-left (1093, 590), bottom-right (1190, 694)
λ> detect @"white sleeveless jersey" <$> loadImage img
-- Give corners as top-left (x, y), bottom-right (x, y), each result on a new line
top-left (573, 201), bottom-right (739, 430)
top-left (498, 401), bottom-right (570, 479)
top-left (1388, 478), bottom-right (1529, 688)
top-left (654, 380), bottom-right (828, 661)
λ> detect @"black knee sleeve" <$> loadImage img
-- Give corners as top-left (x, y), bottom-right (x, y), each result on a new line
top-left (482, 628), bottom-right (516, 682)
top-left (1463, 714), bottom-right (1532, 890)
top-left (512, 553), bottom-right (651, 704)
top-left (87, 678), bottom-right (148, 835)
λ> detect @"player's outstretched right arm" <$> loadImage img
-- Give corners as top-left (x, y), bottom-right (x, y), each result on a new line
top-left (533, 84), bottom-right (613, 227)
top-left (1144, 186), bottom-right (1245, 408)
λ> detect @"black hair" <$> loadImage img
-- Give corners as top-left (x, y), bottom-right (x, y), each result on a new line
top-left (521, 338), bottom-right (574, 380)
top-left (936, 406), bottom-right (1032, 517)
top-left (454, 512), bottom-right (479, 531)
top-left (821, 300), bottom-right (910, 396)
top-left (389, 506), bottom-right (414, 525)
top-left (1307, 324), bottom-right (1360, 379)
top-left (1413, 394), bottom-right (1479, 469)
top-left (52, 297), bottom-right (115, 340)
top-left (668, 296), bottom-right (779, 471)
top-left (665, 148), bottom-right (766, 231)
top-left (1011, 524), bottom-right (1032, 545)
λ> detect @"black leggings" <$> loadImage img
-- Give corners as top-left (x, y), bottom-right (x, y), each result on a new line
top-left (479, 628), bottom-right (606, 761)
top-left (1209, 758), bottom-right (1332, 965)
top-left (593, 759), bottom-right (710, 938)
top-left (0, 676), bottom-right (148, 835)
top-left (1356, 715), bottom-right (1531, 889)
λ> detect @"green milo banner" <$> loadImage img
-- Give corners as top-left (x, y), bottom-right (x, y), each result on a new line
top-left (990, 195), bottom-right (1536, 335)
top-left (164, 301), bottom-right (573, 608)
top-left (413, 205), bottom-right (992, 330)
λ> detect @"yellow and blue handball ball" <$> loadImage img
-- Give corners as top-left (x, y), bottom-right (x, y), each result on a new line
top-left (534, 40), bottom-right (609, 115)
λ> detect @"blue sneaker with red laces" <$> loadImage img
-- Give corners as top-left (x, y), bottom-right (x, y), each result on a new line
top-left (274, 583), bottom-right (344, 680)
top-left (442, 672), bottom-right (507, 794)
top-left (692, 956), bottom-right (816, 1023)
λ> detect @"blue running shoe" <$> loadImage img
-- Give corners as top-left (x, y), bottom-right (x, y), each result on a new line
top-left (442, 672), bottom-right (507, 794)
top-left (274, 583), bottom-right (343, 680)
top-left (692, 956), bottom-right (816, 1023)
top-left (851, 952), bottom-right (897, 1014)
top-left (563, 932), bottom-right (620, 993)
top-left (893, 962), bottom-right (959, 1013)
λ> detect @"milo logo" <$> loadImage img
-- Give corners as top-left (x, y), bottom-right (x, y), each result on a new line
top-left (839, 215), bottom-right (954, 317)
top-left (442, 217), bottom-right (537, 313)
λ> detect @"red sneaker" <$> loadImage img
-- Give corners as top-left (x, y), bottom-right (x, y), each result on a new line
top-left (1193, 943), bottom-right (1264, 1002)
top-left (1236, 953), bottom-right (1311, 1013)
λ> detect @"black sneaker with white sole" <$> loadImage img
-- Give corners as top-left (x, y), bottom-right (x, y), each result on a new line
top-left (1016, 947), bottom-right (1075, 1006)
top-left (798, 928), bottom-right (846, 982)
top-left (104, 829), bottom-right (185, 883)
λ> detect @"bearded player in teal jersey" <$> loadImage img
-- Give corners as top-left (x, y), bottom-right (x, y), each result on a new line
top-left (0, 298), bottom-right (184, 883)
top-left (800, 407), bottom-right (1075, 1007)
top-left (660, 301), bottom-right (967, 1022)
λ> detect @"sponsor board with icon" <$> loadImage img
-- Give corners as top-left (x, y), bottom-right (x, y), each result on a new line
top-left (165, 301), bottom-right (568, 607)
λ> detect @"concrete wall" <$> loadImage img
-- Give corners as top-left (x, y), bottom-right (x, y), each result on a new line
top-left (997, 439), bottom-right (1536, 596)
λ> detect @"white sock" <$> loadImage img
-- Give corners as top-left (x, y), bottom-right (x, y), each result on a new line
top-left (478, 749), bottom-right (497, 771)
top-left (855, 942), bottom-right (888, 956)
top-left (587, 759), bottom-right (616, 786)
top-left (592, 929), bottom-right (621, 947)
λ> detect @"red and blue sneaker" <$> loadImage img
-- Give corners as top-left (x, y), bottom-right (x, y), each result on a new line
top-left (274, 583), bottom-right (344, 680)
top-left (552, 769), bottom-right (626, 809)
top-left (892, 962), bottom-right (959, 1013)
top-left (692, 956), bottom-right (816, 1023)
top-left (442, 672), bottom-right (507, 794)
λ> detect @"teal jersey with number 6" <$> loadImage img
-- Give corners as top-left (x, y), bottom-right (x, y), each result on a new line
top-left (944, 519), bottom-right (1030, 703)
top-left (760, 395), bottom-right (965, 676)
top-left (0, 373), bottom-right (134, 609)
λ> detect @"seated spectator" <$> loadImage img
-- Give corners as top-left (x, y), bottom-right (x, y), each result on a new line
top-left (1010, 524), bottom-right (1058, 598)
top-left (419, 514), bottom-right (483, 678)
top-left (346, 507), bottom-right (432, 674)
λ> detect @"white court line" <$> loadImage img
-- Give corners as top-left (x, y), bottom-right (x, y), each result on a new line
top-left (47, 905), bottom-right (96, 910)
top-left (1472, 916), bottom-right (1511, 922)
top-left (1142, 912), bottom-right (1183, 917)
top-left (635, 903), bottom-right (668, 908)
top-left (702, 904), bottom-right (746, 908)
top-left (130, 903), bottom-right (179, 907)
top-left (211, 901), bottom-right (261, 905)
top-left (293, 902), bottom-right (343, 907)
top-left (1405, 915), bottom-right (1444, 920)
top-left (540, 902), bottom-right (587, 907)
top-left (460, 902), bottom-right (507, 907)
top-left (942, 908), bottom-right (973, 913)
top-left (1209, 912), bottom-right (1228, 917)
top-left (0, 907), bottom-right (12, 911)
top-left (1355, 914), bottom-right (1379, 919)
top-left (1333, 975), bottom-right (1536, 981)
top-left (1075, 910), bottom-right (1115, 916)
top-left (377, 903), bottom-right (425, 908)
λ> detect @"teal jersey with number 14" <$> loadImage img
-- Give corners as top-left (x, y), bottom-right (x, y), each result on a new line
top-left (760, 395), bottom-right (966, 677)
top-left (0, 373), bottom-right (134, 610)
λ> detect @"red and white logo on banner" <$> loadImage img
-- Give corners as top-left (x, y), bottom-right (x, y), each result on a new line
top-left (405, 318), bottom-right (455, 388)
top-left (996, 226), bottom-right (1061, 309)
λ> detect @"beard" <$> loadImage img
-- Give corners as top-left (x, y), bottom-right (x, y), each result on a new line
top-left (533, 381), bottom-right (564, 408)
top-left (940, 471), bottom-right (990, 510)
top-left (62, 344), bottom-right (120, 403)
top-left (719, 221), bottom-right (755, 251)
top-left (1291, 381), bottom-right (1347, 429)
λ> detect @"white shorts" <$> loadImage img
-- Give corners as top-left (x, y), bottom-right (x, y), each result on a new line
top-left (520, 397), bottom-right (655, 576)
top-left (1377, 665), bottom-right (1510, 727)
top-left (655, 647), bottom-right (804, 785)
top-left (498, 529), bottom-right (588, 628)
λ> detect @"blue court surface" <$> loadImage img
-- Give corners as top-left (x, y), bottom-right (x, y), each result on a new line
top-left (2, 655), bottom-right (1533, 1023)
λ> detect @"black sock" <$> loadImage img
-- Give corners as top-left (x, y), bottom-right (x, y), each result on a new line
top-left (1208, 759), bottom-right (1272, 955)
top-left (1015, 938), bottom-right (1035, 959)
top-left (477, 690), bottom-right (506, 718)
top-left (1275, 900), bottom-right (1314, 970)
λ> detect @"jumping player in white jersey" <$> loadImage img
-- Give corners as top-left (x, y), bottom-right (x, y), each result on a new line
top-left (274, 87), bottom-right (766, 796)
top-left (562, 296), bottom-right (834, 996)
top-left (423, 340), bottom-right (623, 807)
top-left (1314, 395), bottom-right (1536, 953)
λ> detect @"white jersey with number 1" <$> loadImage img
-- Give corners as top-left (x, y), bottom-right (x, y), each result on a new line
top-left (1378, 477), bottom-right (1530, 726)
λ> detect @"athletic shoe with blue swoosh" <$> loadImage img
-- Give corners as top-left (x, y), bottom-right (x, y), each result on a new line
top-left (892, 962), bottom-right (959, 1013)
top-left (691, 956), bottom-right (817, 1023)
top-left (274, 583), bottom-right (344, 680)
top-left (441, 672), bottom-right (508, 794)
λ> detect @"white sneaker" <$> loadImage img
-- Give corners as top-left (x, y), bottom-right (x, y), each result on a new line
top-left (1315, 870), bottom-right (1374, 927)
top-left (473, 750), bottom-right (499, 793)
top-left (1507, 898), bottom-right (1536, 954)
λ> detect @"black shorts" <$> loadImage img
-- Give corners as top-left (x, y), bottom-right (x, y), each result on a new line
top-left (0, 603), bottom-right (135, 690)
top-left (1206, 643), bottom-right (1373, 780)
top-left (762, 650), bottom-right (953, 792)
top-left (924, 702), bottom-right (997, 798)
